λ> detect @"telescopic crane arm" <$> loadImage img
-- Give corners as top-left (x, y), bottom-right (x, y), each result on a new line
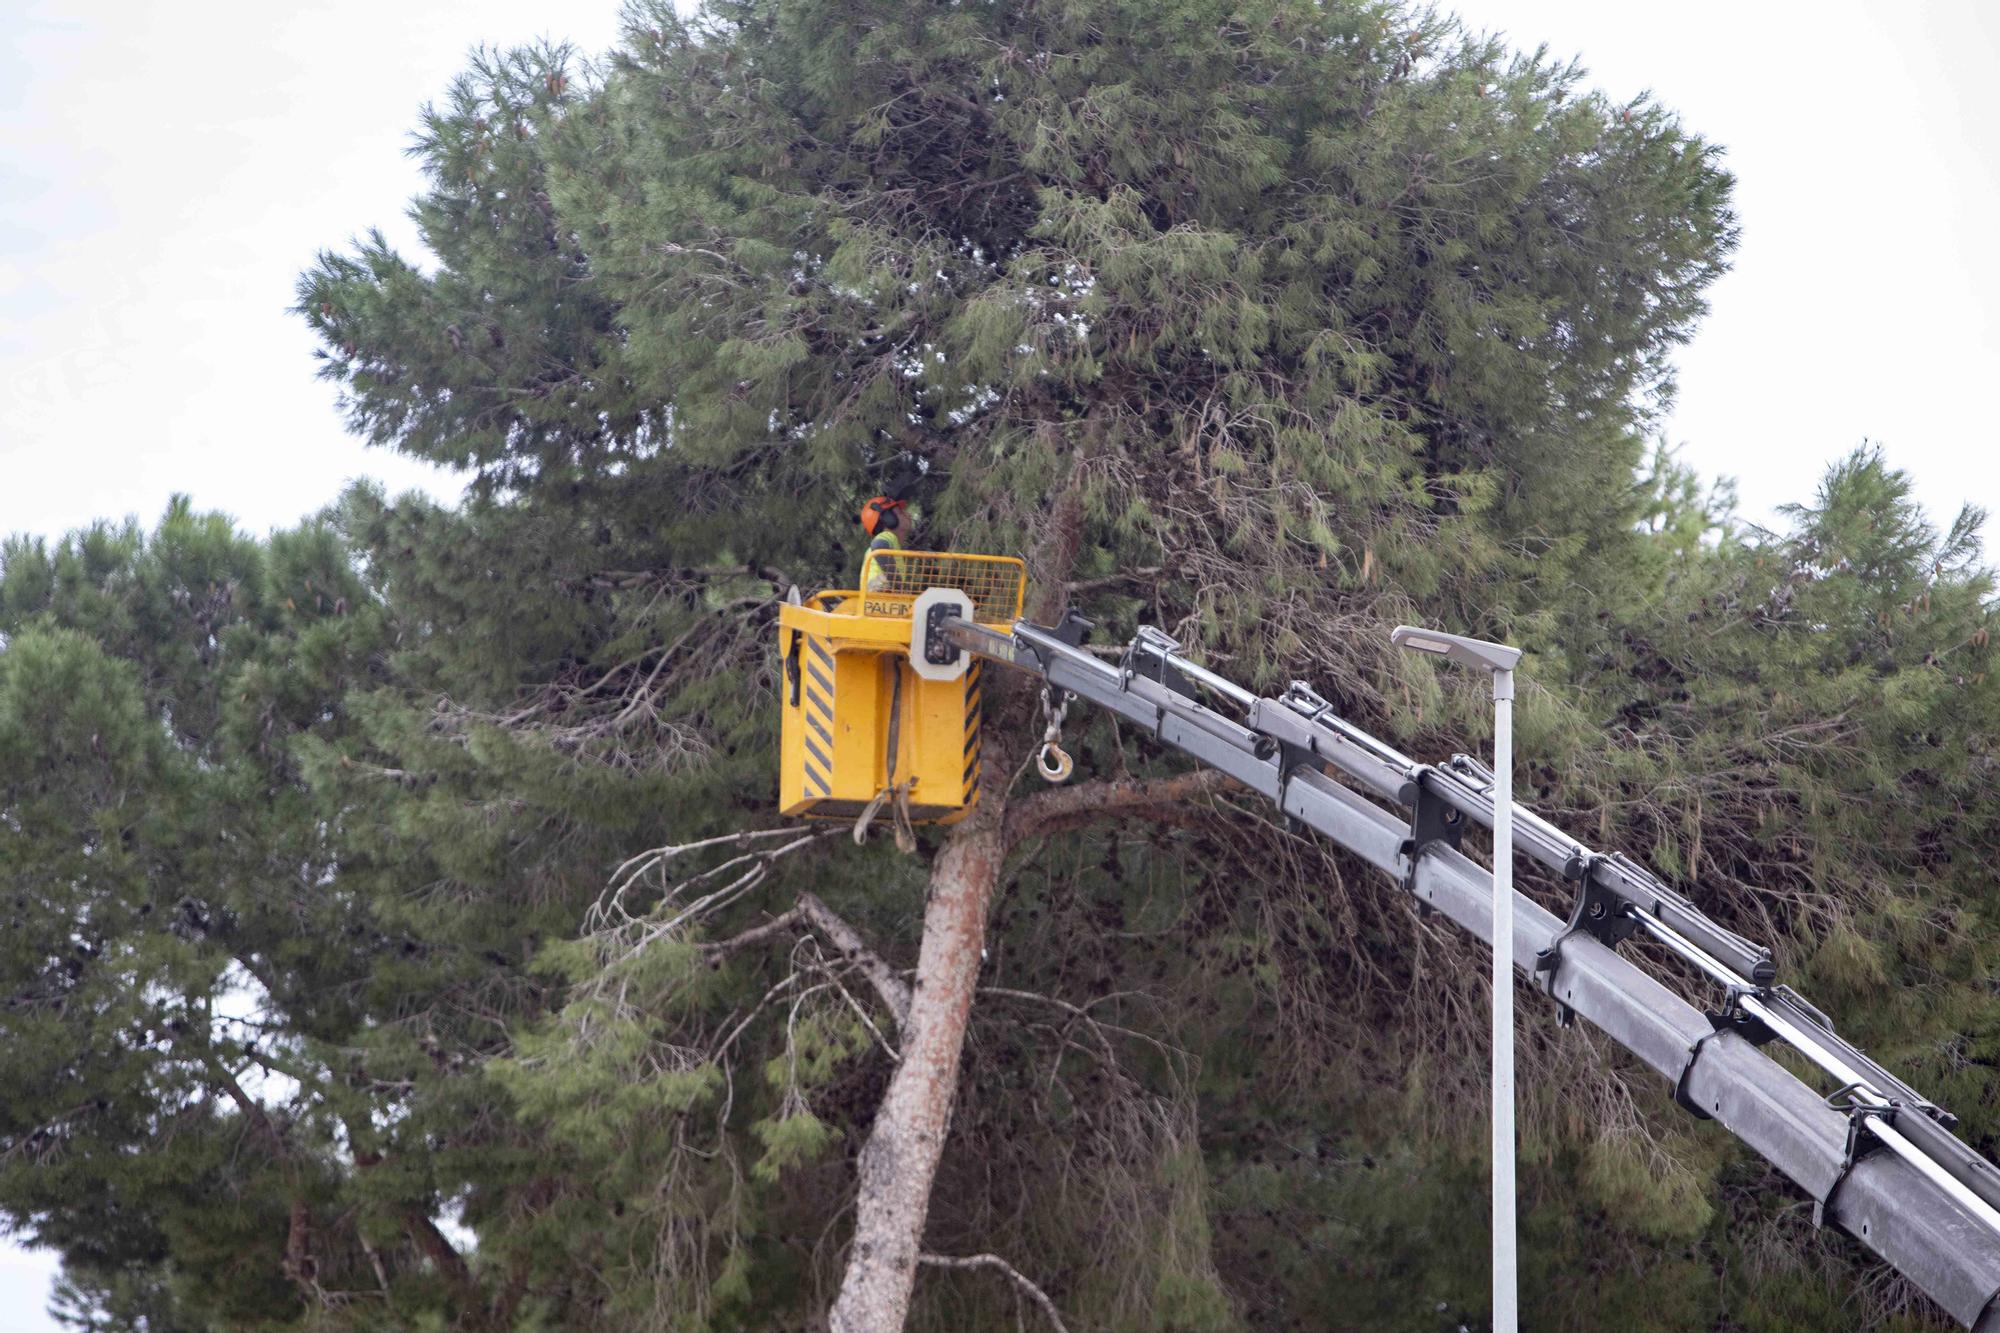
top-left (929, 608), bottom-right (2000, 1330)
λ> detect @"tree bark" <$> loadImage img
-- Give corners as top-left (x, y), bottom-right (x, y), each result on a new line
top-left (827, 794), bottom-right (1007, 1331)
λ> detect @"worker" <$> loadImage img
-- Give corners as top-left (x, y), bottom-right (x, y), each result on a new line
top-left (860, 495), bottom-right (909, 591)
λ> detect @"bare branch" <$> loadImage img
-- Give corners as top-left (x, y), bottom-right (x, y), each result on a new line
top-left (799, 892), bottom-right (911, 1031)
top-left (918, 1251), bottom-right (1071, 1333)
top-left (700, 906), bottom-right (809, 963)
top-left (608, 824), bottom-right (806, 891)
top-left (977, 986), bottom-right (1186, 1068)
top-left (699, 893), bottom-right (911, 1033)
top-left (596, 829), bottom-right (834, 946)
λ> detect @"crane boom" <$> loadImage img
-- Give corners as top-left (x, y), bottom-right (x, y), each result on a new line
top-left (936, 610), bottom-right (2000, 1330)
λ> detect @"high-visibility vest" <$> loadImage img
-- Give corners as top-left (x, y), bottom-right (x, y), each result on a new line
top-left (864, 529), bottom-right (902, 589)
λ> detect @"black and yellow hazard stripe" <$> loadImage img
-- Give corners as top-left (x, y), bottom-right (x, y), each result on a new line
top-left (801, 635), bottom-right (835, 800)
top-left (961, 661), bottom-right (983, 804)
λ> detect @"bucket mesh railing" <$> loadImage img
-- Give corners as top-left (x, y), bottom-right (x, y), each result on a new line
top-left (858, 551), bottom-right (1026, 625)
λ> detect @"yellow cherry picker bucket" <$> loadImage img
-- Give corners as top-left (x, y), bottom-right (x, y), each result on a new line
top-left (777, 551), bottom-right (1025, 825)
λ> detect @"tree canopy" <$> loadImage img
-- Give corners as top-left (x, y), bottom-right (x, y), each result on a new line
top-left (5, 1), bottom-right (1997, 1329)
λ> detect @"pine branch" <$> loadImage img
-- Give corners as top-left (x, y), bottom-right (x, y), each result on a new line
top-left (1003, 768), bottom-right (1237, 851)
top-left (1063, 566), bottom-right (1163, 594)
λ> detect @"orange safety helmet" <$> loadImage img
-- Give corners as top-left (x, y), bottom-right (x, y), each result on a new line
top-left (860, 495), bottom-right (906, 537)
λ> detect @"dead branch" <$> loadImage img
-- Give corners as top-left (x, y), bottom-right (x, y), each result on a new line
top-left (700, 906), bottom-right (809, 964)
top-left (608, 826), bottom-right (813, 907)
top-left (697, 892), bottom-right (912, 1031)
top-left (918, 1251), bottom-right (1071, 1333)
top-left (798, 891), bottom-right (912, 1030)
top-left (977, 986), bottom-right (1186, 1069)
top-left (593, 828), bottom-right (835, 947)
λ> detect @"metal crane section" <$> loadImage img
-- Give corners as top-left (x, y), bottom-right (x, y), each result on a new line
top-left (927, 610), bottom-right (2000, 1329)
top-left (773, 558), bottom-right (2000, 1326)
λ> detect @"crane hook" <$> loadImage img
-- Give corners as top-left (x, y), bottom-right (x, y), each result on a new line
top-left (1037, 741), bottom-right (1074, 783)
top-left (1036, 685), bottom-right (1073, 783)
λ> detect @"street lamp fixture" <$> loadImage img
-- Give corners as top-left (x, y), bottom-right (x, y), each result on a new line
top-left (1388, 626), bottom-right (1522, 676)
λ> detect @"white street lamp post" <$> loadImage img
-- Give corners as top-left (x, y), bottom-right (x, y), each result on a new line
top-left (1390, 625), bottom-right (1524, 1333)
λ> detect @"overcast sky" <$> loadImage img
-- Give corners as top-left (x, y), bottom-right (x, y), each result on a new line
top-left (3, 0), bottom-right (1998, 1323)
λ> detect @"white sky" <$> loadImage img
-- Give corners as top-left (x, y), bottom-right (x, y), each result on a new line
top-left (1472, 0), bottom-right (2000, 534)
top-left (2, 0), bottom-right (1997, 1324)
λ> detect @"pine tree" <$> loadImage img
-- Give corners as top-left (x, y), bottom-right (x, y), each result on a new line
top-left (289, 1), bottom-right (1746, 1325)
top-left (0, 503), bottom-right (522, 1328)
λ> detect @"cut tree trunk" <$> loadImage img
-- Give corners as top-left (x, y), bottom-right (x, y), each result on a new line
top-left (827, 792), bottom-right (1007, 1331)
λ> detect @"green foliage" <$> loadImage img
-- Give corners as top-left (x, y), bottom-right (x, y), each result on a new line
top-left (751, 1110), bottom-right (835, 1184)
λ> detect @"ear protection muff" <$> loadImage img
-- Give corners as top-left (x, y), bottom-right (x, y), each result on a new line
top-left (861, 496), bottom-right (907, 536)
